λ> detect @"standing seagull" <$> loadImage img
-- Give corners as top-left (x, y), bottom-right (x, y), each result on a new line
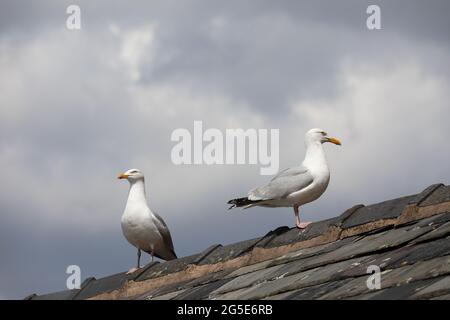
top-left (118, 169), bottom-right (177, 274)
top-left (228, 128), bottom-right (341, 229)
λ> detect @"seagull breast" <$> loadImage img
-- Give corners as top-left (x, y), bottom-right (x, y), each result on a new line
top-left (121, 204), bottom-right (161, 251)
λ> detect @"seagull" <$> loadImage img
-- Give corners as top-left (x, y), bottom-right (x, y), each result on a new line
top-left (118, 169), bottom-right (177, 274)
top-left (228, 128), bottom-right (341, 229)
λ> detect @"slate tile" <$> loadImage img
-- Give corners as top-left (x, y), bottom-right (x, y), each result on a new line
top-left (411, 276), bottom-right (450, 299)
top-left (227, 271), bottom-right (309, 299)
top-left (353, 225), bottom-right (394, 238)
top-left (338, 237), bottom-right (450, 277)
top-left (255, 226), bottom-right (290, 248)
top-left (131, 262), bottom-right (160, 281)
top-left (268, 242), bottom-right (332, 266)
top-left (225, 260), bottom-right (274, 279)
top-left (211, 247), bottom-right (450, 300)
top-left (319, 266), bottom-right (421, 300)
top-left (318, 275), bottom-right (371, 299)
top-left (341, 194), bottom-right (416, 229)
top-left (74, 272), bottom-right (132, 300)
top-left (193, 244), bottom-right (222, 264)
top-left (135, 253), bottom-right (199, 281)
top-left (426, 212), bottom-right (450, 226)
top-left (198, 238), bottom-right (261, 265)
top-left (430, 293), bottom-right (450, 300)
top-left (285, 278), bottom-right (354, 300)
top-left (385, 237), bottom-right (450, 268)
top-left (270, 255), bottom-right (375, 288)
top-left (256, 224), bottom-right (432, 288)
top-left (419, 185), bottom-right (450, 207)
top-left (343, 290), bottom-right (381, 300)
top-left (267, 244), bottom-right (356, 274)
top-left (338, 250), bottom-right (407, 278)
top-left (319, 255), bottom-right (450, 300)
top-left (340, 224), bottom-right (432, 255)
top-left (412, 212), bottom-right (450, 228)
top-left (350, 278), bottom-right (438, 300)
top-left (212, 286), bottom-right (256, 300)
top-left (411, 223), bottom-right (450, 244)
top-left (185, 270), bottom-right (234, 288)
top-left (174, 279), bottom-right (232, 300)
top-left (211, 264), bottom-right (285, 295)
top-left (220, 256), bottom-right (374, 300)
top-left (139, 279), bottom-right (192, 300)
top-left (80, 276), bottom-right (96, 288)
top-left (380, 255), bottom-right (450, 288)
top-left (335, 205), bottom-right (365, 227)
top-left (31, 289), bottom-right (80, 300)
top-left (261, 290), bottom-right (296, 300)
top-left (266, 217), bottom-right (340, 248)
top-left (29, 275), bottom-right (99, 300)
top-left (268, 236), bottom-right (358, 267)
top-left (146, 289), bottom-right (186, 300)
top-left (274, 225), bottom-right (432, 273)
top-left (409, 184), bottom-right (444, 206)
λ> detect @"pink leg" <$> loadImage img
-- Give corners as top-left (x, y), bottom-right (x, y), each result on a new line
top-left (293, 205), bottom-right (312, 229)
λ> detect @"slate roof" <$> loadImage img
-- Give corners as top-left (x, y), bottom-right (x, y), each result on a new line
top-left (26, 183), bottom-right (450, 300)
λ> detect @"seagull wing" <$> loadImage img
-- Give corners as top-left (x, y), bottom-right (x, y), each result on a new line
top-left (152, 212), bottom-right (177, 260)
top-left (248, 165), bottom-right (314, 201)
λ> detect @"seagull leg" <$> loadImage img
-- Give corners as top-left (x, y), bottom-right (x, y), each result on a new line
top-left (150, 246), bottom-right (155, 263)
top-left (294, 205), bottom-right (301, 228)
top-left (294, 205), bottom-right (312, 229)
top-left (137, 248), bottom-right (141, 268)
top-left (126, 248), bottom-right (141, 274)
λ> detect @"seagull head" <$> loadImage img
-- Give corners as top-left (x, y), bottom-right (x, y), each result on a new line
top-left (117, 168), bottom-right (144, 182)
top-left (305, 128), bottom-right (342, 146)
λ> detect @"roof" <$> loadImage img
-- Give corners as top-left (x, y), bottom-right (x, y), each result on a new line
top-left (26, 183), bottom-right (450, 300)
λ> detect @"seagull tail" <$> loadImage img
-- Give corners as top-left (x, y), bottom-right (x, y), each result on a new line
top-left (169, 249), bottom-right (178, 260)
top-left (227, 197), bottom-right (262, 210)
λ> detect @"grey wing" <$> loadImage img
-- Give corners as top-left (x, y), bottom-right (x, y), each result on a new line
top-left (152, 212), bottom-right (176, 254)
top-left (248, 165), bottom-right (314, 201)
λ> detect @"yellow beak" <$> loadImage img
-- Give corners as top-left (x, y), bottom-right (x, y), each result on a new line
top-left (326, 137), bottom-right (342, 146)
top-left (117, 173), bottom-right (129, 179)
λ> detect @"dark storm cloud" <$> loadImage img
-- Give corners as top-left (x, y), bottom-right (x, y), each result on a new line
top-left (2, 1), bottom-right (450, 113)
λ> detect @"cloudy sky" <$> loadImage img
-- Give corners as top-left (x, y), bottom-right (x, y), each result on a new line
top-left (1, 0), bottom-right (449, 299)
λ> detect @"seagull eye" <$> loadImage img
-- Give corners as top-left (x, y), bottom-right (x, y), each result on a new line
top-left (321, 131), bottom-right (327, 136)
top-left (130, 170), bottom-right (138, 174)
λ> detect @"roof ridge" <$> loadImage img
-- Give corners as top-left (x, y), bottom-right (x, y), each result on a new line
top-left (27, 183), bottom-right (450, 300)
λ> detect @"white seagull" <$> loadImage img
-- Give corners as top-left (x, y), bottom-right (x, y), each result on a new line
top-left (118, 169), bottom-right (177, 274)
top-left (228, 128), bottom-right (341, 229)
